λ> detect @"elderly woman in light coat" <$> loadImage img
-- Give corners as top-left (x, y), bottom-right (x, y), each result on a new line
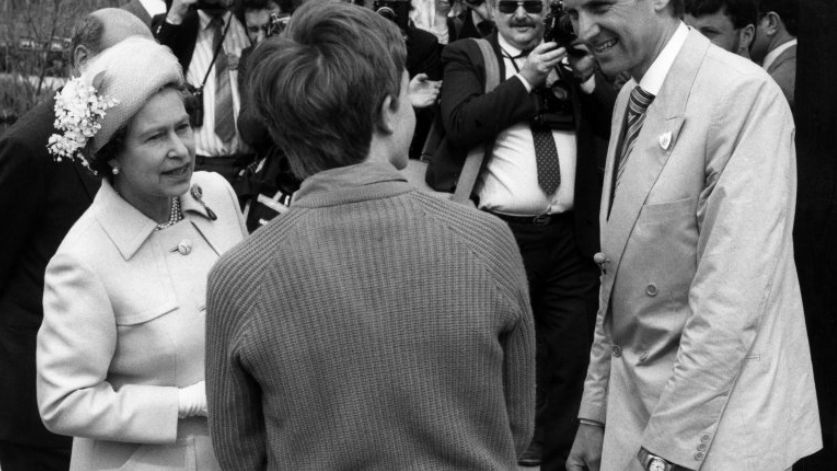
top-left (36, 36), bottom-right (247, 471)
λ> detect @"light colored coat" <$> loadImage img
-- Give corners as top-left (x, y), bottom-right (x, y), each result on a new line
top-left (37, 171), bottom-right (246, 471)
top-left (579, 31), bottom-right (821, 471)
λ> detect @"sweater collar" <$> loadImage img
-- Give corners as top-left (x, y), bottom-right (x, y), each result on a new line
top-left (292, 162), bottom-right (412, 208)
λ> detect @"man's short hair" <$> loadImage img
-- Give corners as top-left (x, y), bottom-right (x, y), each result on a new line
top-left (68, 14), bottom-right (104, 61)
top-left (671, 0), bottom-right (685, 17)
top-left (247, 0), bottom-right (407, 179)
top-left (685, 0), bottom-right (758, 29)
top-left (757, 0), bottom-right (798, 36)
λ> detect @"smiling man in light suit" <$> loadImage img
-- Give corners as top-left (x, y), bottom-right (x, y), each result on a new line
top-left (562, 0), bottom-right (821, 470)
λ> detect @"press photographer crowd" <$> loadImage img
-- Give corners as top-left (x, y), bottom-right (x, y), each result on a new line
top-left (1, 0), bottom-right (835, 470)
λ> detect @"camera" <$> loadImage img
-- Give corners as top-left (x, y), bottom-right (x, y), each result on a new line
top-left (184, 83), bottom-right (204, 127)
top-left (266, 12), bottom-right (290, 37)
top-left (373, 0), bottom-right (411, 32)
top-left (543, 0), bottom-right (585, 57)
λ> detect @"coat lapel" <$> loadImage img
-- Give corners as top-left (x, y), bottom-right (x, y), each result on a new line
top-left (181, 182), bottom-right (223, 256)
top-left (600, 30), bottom-right (710, 305)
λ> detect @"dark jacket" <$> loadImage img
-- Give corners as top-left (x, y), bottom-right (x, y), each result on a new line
top-left (0, 96), bottom-right (99, 447)
top-left (431, 33), bottom-right (615, 258)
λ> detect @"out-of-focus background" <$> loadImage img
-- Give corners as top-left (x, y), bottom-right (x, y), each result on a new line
top-left (0, 0), bottom-right (122, 134)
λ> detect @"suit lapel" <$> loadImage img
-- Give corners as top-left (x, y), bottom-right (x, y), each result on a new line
top-left (767, 44), bottom-right (796, 75)
top-left (600, 30), bottom-right (710, 301)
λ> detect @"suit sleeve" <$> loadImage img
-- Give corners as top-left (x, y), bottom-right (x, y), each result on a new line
top-left (0, 136), bottom-right (44, 291)
top-left (206, 257), bottom-right (267, 470)
top-left (439, 42), bottom-right (537, 149)
top-left (37, 253), bottom-right (180, 443)
top-left (640, 79), bottom-right (797, 468)
top-left (577, 298), bottom-right (612, 424)
top-left (152, 13), bottom-right (193, 72)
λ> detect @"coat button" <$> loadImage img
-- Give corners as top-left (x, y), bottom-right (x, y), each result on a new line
top-left (645, 284), bottom-right (658, 296)
top-left (612, 345), bottom-right (622, 358)
top-left (176, 239), bottom-right (192, 255)
top-left (701, 434), bottom-right (710, 442)
top-left (697, 443), bottom-right (707, 451)
top-left (593, 252), bottom-right (609, 273)
top-left (695, 451), bottom-right (705, 461)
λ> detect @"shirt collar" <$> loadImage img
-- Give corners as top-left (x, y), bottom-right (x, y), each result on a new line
top-left (199, 10), bottom-right (231, 30)
top-left (498, 34), bottom-right (523, 58)
top-left (762, 38), bottom-right (797, 71)
top-left (292, 162), bottom-right (411, 208)
top-left (638, 22), bottom-right (690, 96)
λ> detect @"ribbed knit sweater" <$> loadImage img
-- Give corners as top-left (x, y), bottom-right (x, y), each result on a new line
top-left (206, 162), bottom-right (535, 470)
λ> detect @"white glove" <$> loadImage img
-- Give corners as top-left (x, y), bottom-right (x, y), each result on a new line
top-left (178, 380), bottom-right (207, 418)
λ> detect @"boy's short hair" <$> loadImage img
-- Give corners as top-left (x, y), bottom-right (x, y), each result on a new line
top-left (248, 0), bottom-right (407, 180)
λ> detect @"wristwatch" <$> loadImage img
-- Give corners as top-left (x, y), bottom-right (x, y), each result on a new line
top-left (638, 448), bottom-right (674, 471)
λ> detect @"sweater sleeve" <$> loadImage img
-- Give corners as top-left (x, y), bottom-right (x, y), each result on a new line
top-left (206, 256), bottom-right (267, 470)
top-left (37, 252), bottom-right (180, 443)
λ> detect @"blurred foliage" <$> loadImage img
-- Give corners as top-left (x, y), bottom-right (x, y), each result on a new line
top-left (1, 0), bottom-right (124, 132)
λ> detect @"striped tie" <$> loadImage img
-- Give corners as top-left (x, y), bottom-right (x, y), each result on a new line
top-left (211, 16), bottom-right (236, 143)
top-left (614, 85), bottom-right (654, 188)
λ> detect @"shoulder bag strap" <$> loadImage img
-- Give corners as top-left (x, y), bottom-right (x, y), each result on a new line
top-left (452, 37), bottom-right (501, 204)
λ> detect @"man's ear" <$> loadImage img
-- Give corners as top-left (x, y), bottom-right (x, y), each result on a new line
top-left (72, 45), bottom-right (91, 73)
top-left (762, 11), bottom-right (781, 36)
top-left (739, 24), bottom-right (756, 55)
top-left (377, 94), bottom-right (398, 135)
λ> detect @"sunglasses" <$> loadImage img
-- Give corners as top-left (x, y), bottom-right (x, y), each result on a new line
top-left (497, 0), bottom-right (544, 14)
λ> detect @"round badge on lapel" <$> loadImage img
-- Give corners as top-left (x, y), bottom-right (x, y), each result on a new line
top-left (177, 239), bottom-right (192, 256)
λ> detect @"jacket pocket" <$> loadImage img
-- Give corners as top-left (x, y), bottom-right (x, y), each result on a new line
top-left (116, 437), bottom-right (195, 471)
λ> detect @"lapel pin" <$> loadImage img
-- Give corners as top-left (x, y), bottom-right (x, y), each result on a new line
top-left (659, 131), bottom-right (673, 151)
top-left (190, 184), bottom-right (217, 221)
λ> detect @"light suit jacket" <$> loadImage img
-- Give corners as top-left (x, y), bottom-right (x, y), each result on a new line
top-left (579, 30), bottom-right (821, 471)
top-left (37, 171), bottom-right (246, 471)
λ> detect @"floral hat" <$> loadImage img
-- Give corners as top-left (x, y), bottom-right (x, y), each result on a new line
top-left (48, 36), bottom-right (184, 169)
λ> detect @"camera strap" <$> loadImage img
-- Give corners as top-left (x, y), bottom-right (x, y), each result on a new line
top-left (196, 13), bottom-right (233, 91)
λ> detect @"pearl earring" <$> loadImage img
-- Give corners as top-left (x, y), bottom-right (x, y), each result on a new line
top-left (112, 167), bottom-right (119, 175)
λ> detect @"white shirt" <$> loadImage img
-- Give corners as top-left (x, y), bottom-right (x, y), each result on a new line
top-left (186, 11), bottom-right (251, 157)
top-left (138, 0), bottom-right (166, 17)
top-left (762, 38), bottom-right (797, 72)
top-left (638, 22), bottom-right (690, 95)
top-left (476, 34), bottom-right (577, 216)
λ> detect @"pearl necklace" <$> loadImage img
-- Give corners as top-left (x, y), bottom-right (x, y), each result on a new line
top-left (155, 197), bottom-right (183, 231)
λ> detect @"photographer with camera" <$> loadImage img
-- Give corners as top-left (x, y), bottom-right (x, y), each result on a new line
top-left (433, 0), bottom-right (615, 468)
top-left (153, 0), bottom-right (252, 188)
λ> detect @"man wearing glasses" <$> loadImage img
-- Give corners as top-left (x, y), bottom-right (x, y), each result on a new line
top-left (437, 0), bottom-right (615, 468)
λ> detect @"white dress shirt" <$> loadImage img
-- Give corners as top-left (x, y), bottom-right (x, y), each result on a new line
top-left (638, 22), bottom-right (690, 95)
top-left (138, 0), bottom-right (166, 17)
top-left (476, 35), bottom-right (577, 216)
top-left (187, 11), bottom-right (251, 157)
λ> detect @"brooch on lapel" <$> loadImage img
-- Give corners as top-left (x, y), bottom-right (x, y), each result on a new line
top-left (190, 184), bottom-right (218, 221)
top-left (658, 131), bottom-right (673, 151)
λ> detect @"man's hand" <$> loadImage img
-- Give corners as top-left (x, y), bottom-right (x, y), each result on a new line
top-left (520, 42), bottom-right (566, 89)
top-left (566, 44), bottom-right (598, 83)
top-left (167, 0), bottom-right (198, 25)
top-left (566, 423), bottom-right (605, 471)
top-left (408, 73), bottom-right (442, 109)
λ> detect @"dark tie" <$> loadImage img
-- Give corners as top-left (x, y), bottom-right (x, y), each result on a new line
top-left (211, 16), bottom-right (236, 143)
top-left (614, 85), bottom-right (654, 189)
top-left (532, 126), bottom-right (561, 196)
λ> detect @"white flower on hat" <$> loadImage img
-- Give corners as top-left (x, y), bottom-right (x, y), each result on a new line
top-left (46, 76), bottom-right (118, 169)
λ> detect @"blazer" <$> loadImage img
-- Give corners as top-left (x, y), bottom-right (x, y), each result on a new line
top-left (434, 32), bottom-right (614, 258)
top-left (579, 30), bottom-right (821, 470)
top-left (0, 97), bottom-right (99, 448)
top-left (766, 43), bottom-right (796, 110)
top-left (37, 171), bottom-right (247, 471)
